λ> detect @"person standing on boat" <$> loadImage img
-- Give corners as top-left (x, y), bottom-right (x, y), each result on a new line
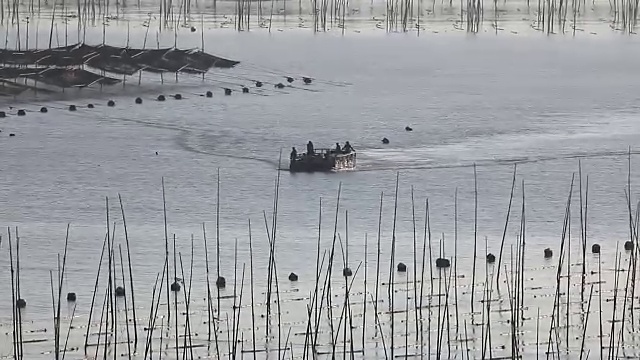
top-left (334, 142), bottom-right (342, 153)
top-left (290, 147), bottom-right (297, 161)
top-left (307, 141), bottom-right (315, 155)
top-left (343, 141), bottom-right (354, 153)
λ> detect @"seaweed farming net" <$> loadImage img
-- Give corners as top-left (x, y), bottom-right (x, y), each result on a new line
top-left (0, 43), bottom-right (240, 88)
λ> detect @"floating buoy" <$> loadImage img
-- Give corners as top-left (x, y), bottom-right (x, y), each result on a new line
top-left (174, 94), bottom-right (182, 100)
top-left (275, 83), bottom-right (285, 89)
top-left (88, 104), bottom-right (95, 109)
top-left (343, 268), bottom-right (353, 277)
top-left (67, 292), bottom-right (77, 302)
top-left (170, 281), bottom-right (181, 292)
top-left (157, 95), bottom-right (166, 101)
top-left (286, 76), bottom-right (294, 83)
top-left (107, 100), bottom-right (115, 107)
top-left (17, 109), bottom-right (26, 116)
top-left (216, 276), bottom-right (226, 289)
top-left (224, 88), bottom-right (232, 96)
top-left (625, 241), bottom-right (634, 251)
top-left (9, 133), bottom-right (15, 137)
top-left (0, 111), bottom-right (6, 118)
top-left (115, 286), bottom-right (125, 297)
top-left (382, 137), bottom-right (390, 144)
top-left (190, 26), bottom-right (196, 32)
top-left (397, 262), bottom-right (407, 272)
top-left (303, 77), bottom-right (312, 84)
top-left (135, 97), bottom-right (143, 104)
top-left (69, 105), bottom-right (77, 111)
top-left (40, 107), bottom-right (48, 113)
top-left (405, 126), bottom-right (413, 131)
top-left (435, 258), bottom-right (450, 269)
top-left (544, 248), bottom-right (553, 258)
top-left (592, 244), bottom-right (601, 254)
top-left (255, 81), bottom-right (263, 87)
top-left (16, 299), bottom-right (26, 309)
top-left (288, 272), bottom-right (298, 281)
top-left (206, 91), bottom-right (213, 98)
top-left (242, 87), bottom-right (249, 94)
top-left (487, 253), bottom-right (496, 263)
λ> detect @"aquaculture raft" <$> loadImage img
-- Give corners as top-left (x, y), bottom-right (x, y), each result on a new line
top-left (289, 148), bottom-right (356, 173)
top-left (0, 43), bottom-right (240, 94)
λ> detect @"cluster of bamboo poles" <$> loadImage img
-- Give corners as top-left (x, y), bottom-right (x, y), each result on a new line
top-left (6, 154), bottom-right (640, 359)
top-left (1, 0), bottom-right (639, 40)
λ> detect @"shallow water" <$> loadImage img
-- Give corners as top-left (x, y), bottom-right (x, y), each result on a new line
top-left (1, 17), bottom-right (640, 359)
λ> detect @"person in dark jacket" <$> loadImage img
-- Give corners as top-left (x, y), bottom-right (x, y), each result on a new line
top-left (290, 147), bottom-right (297, 161)
top-left (307, 141), bottom-right (314, 155)
top-left (343, 141), bottom-right (354, 153)
top-left (334, 143), bottom-right (342, 153)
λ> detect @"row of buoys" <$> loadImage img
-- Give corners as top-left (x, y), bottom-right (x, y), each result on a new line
top-left (1, 102), bottom-right (108, 118)
top-left (284, 76), bottom-right (313, 85)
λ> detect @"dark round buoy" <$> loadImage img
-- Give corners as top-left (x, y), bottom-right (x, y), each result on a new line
top-left (303, 77), bottom-right (312, 84)
top-left (66, 292), bottom-right (77, 302)
top-left (135, 97), bottom-right (143, 104)
top-left (40, 107), bottom-right (48, 113)
top-left (255, 81), bottom-right (263, 87)
top-left (87, 103), bottom-right (94, 109)
top-left (157, 95), bottom-right (166, 101)
top-left (435, 258), bottom-right (450, 269)
top-left (107, 100), bottom-right (115, 107)
top-left (487, 253), bottom-right (496, 263)
top-left (397, 262), bottom-right (407, 272)
top-left (0, 111), bottom-right (6, 118)
top-left (544, 248), bottom-right (553, 259)
top-left (190, 26), bottom-right (196, 32)
top-left (343, 268), bottom-right (353, 277)
top-left (17, 109), bottom-right (26, 116)
top-left (16, 299), bottom-right (26, 309)
top-left (115, 286), bottom-right (125, 297)
top-left (275, 83), bottom-right (285, 89)
top-left (174, 94), bottom-right (182, 100)
top-left (206, 91), bottom-right (213, 98)
top-left (69, 105), bottom-right (77, 111)
top-left (286, 76), bottom-right (294, 83)
top-left (405, 126), bottom-right (413, 131)
top-left (625, 241), bottom-right (634, 251)
top-left (216, 276), bottom-right (226, 289)
top-left (382, 137), bottom-right (390, 144)
top-left (224, 88), bottom-right (232, 96)
top-left (9, 133), bottom-right (15, 137)
top-left (592, 244), bottom-right (601, 254)
top-left (288, 272), bottom-right (298, 281)
top-left (242, 87), bottom-right (249, 94)
top-left (170, 281), bottom-right (181, 292)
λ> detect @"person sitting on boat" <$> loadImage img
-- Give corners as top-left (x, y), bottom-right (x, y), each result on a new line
top-left (290, 147), bottom-right (297, 161)
top-left (343, 141), bottom-right (354, 153)
top-left (334, 142), bottom-right (342, 153)
top-left (307, 141), bottom-right (315, 155)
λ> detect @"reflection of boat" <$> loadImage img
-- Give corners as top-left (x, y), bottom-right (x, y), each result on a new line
top-left (289, 148), bottom-right (356, 173)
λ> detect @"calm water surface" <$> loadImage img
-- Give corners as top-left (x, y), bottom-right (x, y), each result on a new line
top-left (0, 30), bottom-right (640, 358)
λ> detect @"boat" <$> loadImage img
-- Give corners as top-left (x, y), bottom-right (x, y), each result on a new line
top-left (289, 148), bottom-right (356, 172)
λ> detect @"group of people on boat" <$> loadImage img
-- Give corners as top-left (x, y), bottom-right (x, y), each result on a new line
top-left (290, 141), bottom-right (354, 161)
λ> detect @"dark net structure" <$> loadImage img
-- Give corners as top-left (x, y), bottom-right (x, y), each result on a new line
top-left (0, 43), bottom-right (240, 91)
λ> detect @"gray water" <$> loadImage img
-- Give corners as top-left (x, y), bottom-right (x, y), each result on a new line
top-left (2, 27), bottom-right (640, 358)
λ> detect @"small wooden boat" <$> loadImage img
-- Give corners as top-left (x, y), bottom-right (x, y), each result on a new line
top-left (289, 148), bottom-right (356, 173)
